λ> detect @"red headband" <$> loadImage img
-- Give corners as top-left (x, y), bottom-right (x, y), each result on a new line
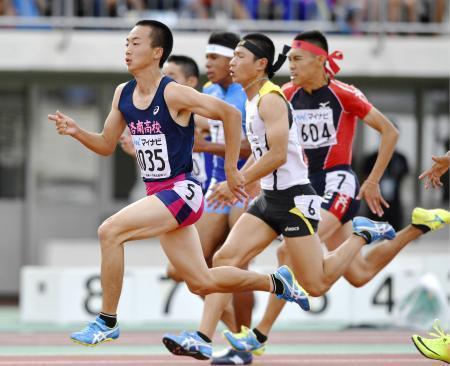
top-left (291, 40), bottom-right (343, 78)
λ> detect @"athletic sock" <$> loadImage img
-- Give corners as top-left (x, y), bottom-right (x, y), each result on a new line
top-left (252, 328), bottom-right (268, 343)
top-left (270, 274), bottom-right (284, 296)
top-left (196, 331), bottom-right (212, 343)
top-left (412, 223), bottom-right (430, 234)
top-left (354, 231), bottom-right (371, 244)
top-left (99, 312), bottom-right (117, 328)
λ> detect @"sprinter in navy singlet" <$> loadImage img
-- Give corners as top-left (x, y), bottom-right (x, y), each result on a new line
top-left (118, 76), bottom-right (206, 226)
top-left (120, 77), bottom-right (194, 181)
top-left (118, 55), bottom-right (208, 200)
top-left (48, 20), bottom-right (307, 354)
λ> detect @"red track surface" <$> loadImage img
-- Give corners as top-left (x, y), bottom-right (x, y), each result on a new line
top-left (0, 330), bottom-right (421, 346)
top-left (0, 355), bottom-right (441, 365)
top-left (0, 330), bottom-right (444, 365)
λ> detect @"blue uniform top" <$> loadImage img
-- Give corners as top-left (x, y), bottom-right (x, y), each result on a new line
top-left (118, 76), bottom-right (195, 182)
top-left (202, 82), bottom-right (247, 182)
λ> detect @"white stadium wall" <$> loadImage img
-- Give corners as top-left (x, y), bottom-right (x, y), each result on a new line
top-left (0, 30), bottom-right (449, 77)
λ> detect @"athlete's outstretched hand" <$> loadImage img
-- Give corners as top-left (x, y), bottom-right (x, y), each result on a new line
top-left (226, 168), bottom-right (248, 202)
top-left (357, 180), bottom-right (389, 217)
top-left (419, 153), bottom-right (450, 189)
top-left (48, 110), bottom-right (78, 136)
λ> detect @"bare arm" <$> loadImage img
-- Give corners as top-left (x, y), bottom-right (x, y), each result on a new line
top-left (241, 93), bottom-right (289, 185)
top-left (358, 107), bottom-right (399, 216)
top-left (165, 83), bottom-right (246, 198)
top-left (240, 154), bottom-right (255, 172)
top-left (239, 155), bottom-right (261, 203)
top-left (194, 133), bottom-right (252, 159)
top-left (194, 94), bottom-right (251, 158)
top-left (48, 84), bottom-right (127, 156)
top-left (194, 115), bottom-right (210, 131)
top-left (207, 94), bottom-right (288, 207)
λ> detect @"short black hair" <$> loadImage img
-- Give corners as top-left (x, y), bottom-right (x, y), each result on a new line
top-left (294, 30), bottom-right (328, 53)
top-left (242, 33), bottom-right (275, 76)
top-left (167, 55), bottom-right (199, 79)
top-left (135, 19), bottom-right (173, 68)
top-left (208, 31), bottom-right (241, 50)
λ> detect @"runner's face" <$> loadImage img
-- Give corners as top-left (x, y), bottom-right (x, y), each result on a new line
top-left (163, 62), bottom-right (188, 85)
top-left (230, 46), bottom-right (258, 85)
top-left (125, 26), bottom-right (161, 72)
top-left (288, 48), bottom-right (323, 86)
top-left (205, 53), bottom-right (232, 85)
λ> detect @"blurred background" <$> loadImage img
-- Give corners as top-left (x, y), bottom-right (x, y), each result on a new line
top-left (0, 0), bottom-right (449, 329)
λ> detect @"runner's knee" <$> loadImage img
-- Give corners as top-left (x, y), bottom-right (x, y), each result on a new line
top-left (98, 219), bottom-right (119, 248)
top-left (343, 267), bottom-right (371, 288)
top-left (166, 263), bottom-right (183, 283)
top-left (185, 277), bottom-right (214, 296)
top-left (212, 247), bottom-right (240, 267)
top-left (301, 278), bottom-right (331, 297)
top-left (345, 275), bottom-right (367, 288)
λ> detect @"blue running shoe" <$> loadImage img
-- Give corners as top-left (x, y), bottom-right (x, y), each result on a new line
top-left (70, 317), bottom-right (120, 346)
top-left (273, 265), bottom-right (310, 311)
top-left (163, 331), bottom-right (212, 360)
top-left (352, 216), bottom-right (396, 244)
top-left (223, 326), bottom-right (265, 356)
top-left (211, 347), bottom-right (253, 364)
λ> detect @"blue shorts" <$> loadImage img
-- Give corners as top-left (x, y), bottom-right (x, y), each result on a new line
top-left (309, 165), bottom-right (360, 224)
top-left (204, 178), bottom-right (245, 215)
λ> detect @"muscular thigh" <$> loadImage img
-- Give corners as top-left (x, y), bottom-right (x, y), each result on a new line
top-left (105, 195), bottom-right (179, 243)
top-left (317, 208), bottom-right (342, 243)
top-left (284, 234), bottom-right (325, 285)
top-left (323, 220), bottom-right (353, 251)
top-left (324, 221), bottom-right (368, 281)
top-left (228, 205), bottom-right (246, 228)
top-left (214, 213), bottom-right (278, 268)
top-left (159, 225), bottom-right (210, 284)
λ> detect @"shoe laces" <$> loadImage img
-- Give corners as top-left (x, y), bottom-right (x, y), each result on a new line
top-left (79, 320), bottom-right (101, 333)
top-left (375, 221), bottom-right (391, 234)
top-left (428, 319), bottom-right (449, 343)
top-left (291, 280), bottom-right (308, 300)
top-left (180, 331), bottom-right (198, 339)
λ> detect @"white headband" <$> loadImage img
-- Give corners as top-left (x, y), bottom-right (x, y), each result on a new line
top-left (205, 44), bottom-right (235, 58)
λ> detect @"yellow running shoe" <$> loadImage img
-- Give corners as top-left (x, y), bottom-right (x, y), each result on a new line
top-left (412, 319), bottom-right (450, 364)
top-left (412, 208), bottom-right (450, 232)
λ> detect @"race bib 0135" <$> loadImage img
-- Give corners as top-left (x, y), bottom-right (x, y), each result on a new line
top-left (133, 134), bottom-right (171, 179)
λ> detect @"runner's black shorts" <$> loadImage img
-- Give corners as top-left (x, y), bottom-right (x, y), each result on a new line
top-left (247, 183), bottom-right (320, 237)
